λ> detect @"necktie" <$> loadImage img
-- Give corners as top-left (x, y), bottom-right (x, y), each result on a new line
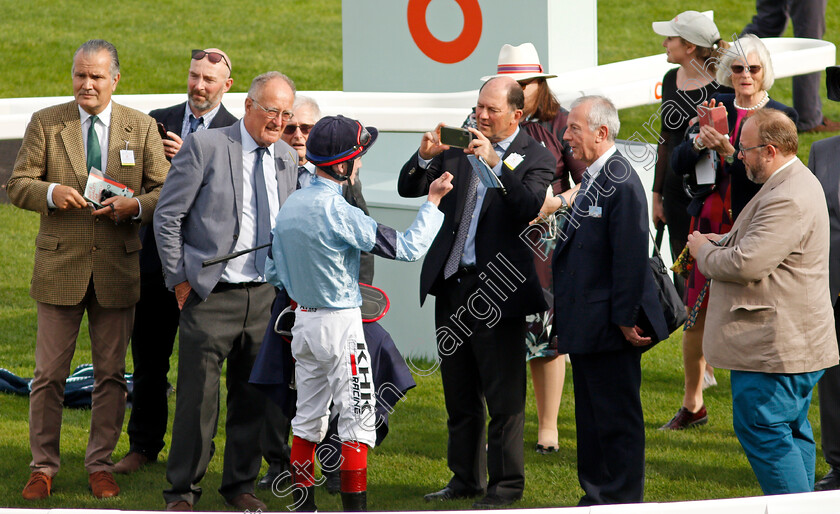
top-left (253, 147), bottom-right (270, 275)
top-left (86, 115), bottom-right (101, 173)
top-left (443, 170), bottom-right (479, 279)
top-left (189, 115), bottom-right (203, 133)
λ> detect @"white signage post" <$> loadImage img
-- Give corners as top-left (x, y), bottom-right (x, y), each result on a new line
top-left (343, 0), bottom-right (598, 93)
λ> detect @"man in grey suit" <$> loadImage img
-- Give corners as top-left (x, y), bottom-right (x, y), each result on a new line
top-left (154, 71), bottom-right (298, 511)
top-left (116, 47), bottom-right (238, 476)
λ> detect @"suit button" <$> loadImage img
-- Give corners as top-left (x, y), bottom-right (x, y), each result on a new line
top-left (577, 243), bottom-right (582, 248)
top-left (233, 234), bottom-right (238, 240)
top-left (92, 246), bottom-right (98, 252)
top-left (570, 271), bottom-right (575, 276)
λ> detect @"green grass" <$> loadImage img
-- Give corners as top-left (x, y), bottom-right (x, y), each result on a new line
top-left (0, 198), bottom-right (825, 509)
top-left (1, 0), bottom-right (838, 510)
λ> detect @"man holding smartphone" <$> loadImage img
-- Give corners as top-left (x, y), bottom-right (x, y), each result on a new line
top-left (114, 48), bottom-right (237, 475)
top-left (398, 77), bottom-right (554, 507)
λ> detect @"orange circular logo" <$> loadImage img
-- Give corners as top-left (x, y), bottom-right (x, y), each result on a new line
top-left (407, 0), bottom-right (482, 64)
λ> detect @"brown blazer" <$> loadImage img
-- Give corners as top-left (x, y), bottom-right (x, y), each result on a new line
top-left (697, 159), bottom-right (839, 373)
top-left (6, 100), bottom-right (169, 308)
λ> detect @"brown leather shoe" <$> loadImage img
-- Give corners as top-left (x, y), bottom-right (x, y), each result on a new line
top-left (114, 451), bottom-right (150, 474)
top-left (166, 500), bottom-right (193, 511)
top-left (22, 471), bottom-right (52, 500)
top-left (89, 470), bottom-right (120, 498)
top-left (226, 492), bottom-right (267, 511)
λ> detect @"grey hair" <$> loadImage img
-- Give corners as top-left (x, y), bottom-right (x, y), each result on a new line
top-left (293, 95), bottom-right (322, 120)
top-left (248, 71), bottom-right (296, 101)
top-left (72, 39), bottom-right (119, 78)
top-left (570, 95), bottom-right (620, 141)
top-left (716, 34), bottom-right (775, 90)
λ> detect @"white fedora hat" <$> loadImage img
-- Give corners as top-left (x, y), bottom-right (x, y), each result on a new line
top-left (481, 43), bottom-right (557, 82)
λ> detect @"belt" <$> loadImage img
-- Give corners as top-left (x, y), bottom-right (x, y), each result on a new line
top-left (212, 281), bottom-right (265, 293)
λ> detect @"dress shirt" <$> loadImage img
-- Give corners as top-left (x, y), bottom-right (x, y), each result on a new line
top-left (266, 175), bottom-right (444, 308)
top-left (179, 102), bottom-right (222, 140)
top-left (766, 156), bottom-right (799, 182)
top-left (220, 119), bottom-right (281, 284)
top-left (581, 145), bottom-right (617, 194)
top-left (418, 127), bottom-right (519, 267)
top-left (46, 103), bottom-right (111, 208)
top-left (297, 161), bottom-right (316, 189)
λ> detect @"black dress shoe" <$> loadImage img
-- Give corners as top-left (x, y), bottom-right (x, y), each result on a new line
top-left (815, 467), bottom-right (840, 491)
top-left (424, 486), bottom-right (483, 502)
top-left (257, 470), bottom-right (291, 490)
top-left (472, 494), bottom-right (519, 509)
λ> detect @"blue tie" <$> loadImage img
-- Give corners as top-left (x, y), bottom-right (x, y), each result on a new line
top-left (189, 115), bottom-right (203, 133)
top-left (253, 147), bottom-right (270, 275)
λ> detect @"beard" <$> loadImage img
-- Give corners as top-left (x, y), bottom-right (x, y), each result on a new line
top-left (745, 160), bottom-right (766, 184)
top-left (188, 88), bottom-right (220, 113)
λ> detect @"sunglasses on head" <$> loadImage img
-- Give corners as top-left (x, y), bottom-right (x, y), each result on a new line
top-left (731, 64), bottom-right (762, 75)
top-left (283, 123), bottom-right (314, 135)
top-left (191, 49), bottom-right (231, 72)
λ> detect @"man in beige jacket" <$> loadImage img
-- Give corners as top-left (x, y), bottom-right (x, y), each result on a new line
top-left (688, 108), bottom-right (839, 495)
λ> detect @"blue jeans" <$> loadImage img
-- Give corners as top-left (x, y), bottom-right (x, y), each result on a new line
top-left (731, 369), bottom-right (824, 494)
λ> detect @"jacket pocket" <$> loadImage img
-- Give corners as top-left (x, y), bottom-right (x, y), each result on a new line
top-left (124, 237), bottom-right (142, 254)
top-left (730, 304), bottom-right (775, 313)
top-left (35, 234), bottom-right (59, 251)
top-left (585, 289), bottom-right (611, 303)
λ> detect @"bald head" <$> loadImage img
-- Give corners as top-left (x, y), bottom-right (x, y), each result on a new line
top-left (188, 47), bottom-right (234, 117)
top-left (475, 77), bottom-right (523, 142)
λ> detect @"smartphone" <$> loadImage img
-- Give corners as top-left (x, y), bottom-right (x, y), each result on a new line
top-left (157, 122), bottom-right (170, 140)
top-left (440, 126), bottom-right (475, 148)
top-left (698, 105), bottom-right (728, 135)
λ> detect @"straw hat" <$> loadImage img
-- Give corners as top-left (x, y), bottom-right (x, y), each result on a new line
top-left (481, 43), bottom-right (557, 82)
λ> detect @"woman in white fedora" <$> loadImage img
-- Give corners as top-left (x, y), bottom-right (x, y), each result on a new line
top-left (465, 42), bottom-right (586, 455)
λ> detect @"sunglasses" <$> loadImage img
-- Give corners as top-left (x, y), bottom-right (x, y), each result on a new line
top-left (191, 49), bottom-right (231, 72)
top-left (730, 64), bottom-right (762, 75)
top-left (283, 123), bottom-right (314, 135)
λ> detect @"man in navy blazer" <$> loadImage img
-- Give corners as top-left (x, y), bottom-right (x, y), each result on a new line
top-left (398, 77), bottom-right (554, 507)
top-left (809, 130), bottom-right (840, 491)
top-left (116, 47), bottom-right (238, 475)
top-left (552, 95), bottom-right (667, 506)
top-left (154, 72), bottom-right (298, 511)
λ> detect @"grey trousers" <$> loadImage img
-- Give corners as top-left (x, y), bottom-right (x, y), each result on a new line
top-left (163, 283), bottom-right (274, 506)
top-left (742, 0), bottom-right (827, 130)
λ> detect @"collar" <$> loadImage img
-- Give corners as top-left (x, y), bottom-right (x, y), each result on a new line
top-left (240, 119), bottom-right (275, 158)
top-left (493, 126), bottom-right (520, 153)
top-left (311, 174), bottom-right (343, 194)
top-left (303, 161), bottom-right (316, 174)
top-left (766, 156), bottom-right (798, 182)
top-left (585, 145), bottom-right (617, 179)
top-left (185, 101), bottom-right (222, 126)
top-left (78, 101), bottom-right (113, 127)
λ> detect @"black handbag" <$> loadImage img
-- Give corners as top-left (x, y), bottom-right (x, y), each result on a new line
top-left (649, 225), bottom-right (687, 335)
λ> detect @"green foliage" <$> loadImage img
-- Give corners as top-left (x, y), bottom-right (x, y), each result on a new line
top-left (0, 0), bottom-right (837, 509)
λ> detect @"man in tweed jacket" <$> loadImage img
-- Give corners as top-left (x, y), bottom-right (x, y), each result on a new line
top-left (6, 39), bottom-right (168, 500)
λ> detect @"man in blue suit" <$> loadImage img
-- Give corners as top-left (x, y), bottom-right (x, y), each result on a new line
top-left (551, 95), bottom-right (668, 506)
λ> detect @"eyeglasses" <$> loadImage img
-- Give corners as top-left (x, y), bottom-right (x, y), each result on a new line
top-left (730, 64), bottom-right (762, 75)
top-left (283, 123), bottom-right (314, 135)
top-left (736, 143), bottom-right (768, 156)
top-left (191, 50), bottom-right (231, 73)
top-left (250, 98), bottom-right (294, 122)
